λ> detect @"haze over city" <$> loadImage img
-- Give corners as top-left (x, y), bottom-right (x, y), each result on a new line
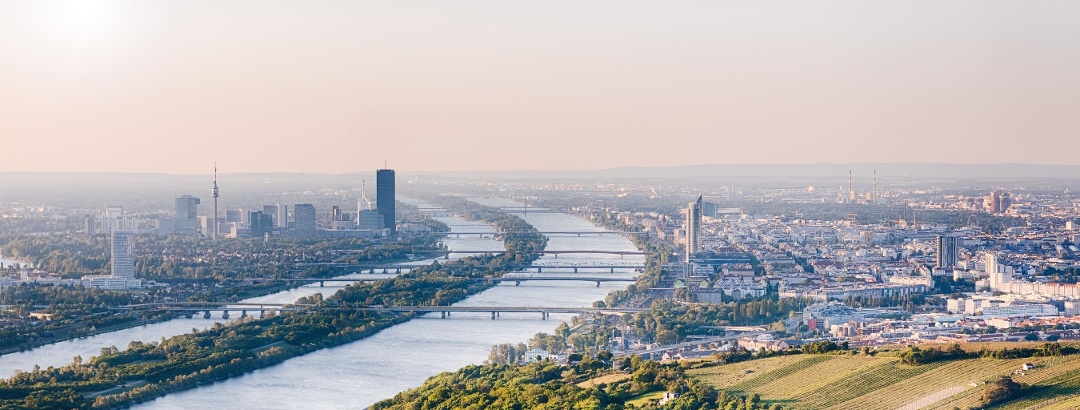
top-left (3, 0), bottom-right (1080, 173)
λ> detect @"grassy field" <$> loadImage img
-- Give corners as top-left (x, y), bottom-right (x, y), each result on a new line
top-left (687, 345), bottom-right (1080, 410)
top-left (576, 372), bottom-right (631, 388)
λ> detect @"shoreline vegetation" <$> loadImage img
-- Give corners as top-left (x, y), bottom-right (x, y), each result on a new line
top-left (0, 198), bottom-right (548, 410)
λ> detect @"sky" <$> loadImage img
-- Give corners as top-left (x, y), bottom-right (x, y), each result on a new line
top-left (1, 0), bottom-right (1078, 174)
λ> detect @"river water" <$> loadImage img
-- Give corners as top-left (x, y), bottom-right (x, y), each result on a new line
top-left (2, 199), bottom-right (643, 409)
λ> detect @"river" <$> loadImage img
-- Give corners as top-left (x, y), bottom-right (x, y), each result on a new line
top-left (2, 199), bottom-right (643, 409)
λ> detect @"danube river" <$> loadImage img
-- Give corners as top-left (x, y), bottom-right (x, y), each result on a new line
top-left (3, 199), bottom-right (642, 409)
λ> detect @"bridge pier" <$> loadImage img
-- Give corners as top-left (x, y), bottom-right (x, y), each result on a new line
top-left (596, 281), bottom-right (601, 287)
top-left (259, 310), bottom-right (265, 318)
top-left (319, 281), bottom-right (325, 287)
top-left (382, 268), bottom-right (388, 273)
top-left (441, 311), bottom-right (446, 319)
top-left (541, 312), bottom-right (549, 320)
top-left (573, 267), bottom-right (578, 273)
top-left (396, 268), bottom-right (401, 273)
top-left (537, 267), bottom-right (542, 273)
top-left (203, 310), bottom-right (211, 319)
top-left (515, 281), bottom-right (520, 286)
top-left (221, 310), bottom-right (230, 319)
top-left (610, 267), bottom-right (615, 273)
top-left (241, 310), bottom-right (248, 318)
top-left (491, 312), bottom-right (496, 320)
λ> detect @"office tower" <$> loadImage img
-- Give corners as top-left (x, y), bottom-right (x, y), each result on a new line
top-left (701, 202), bottom-right (717, 218)
top-left (277, 204), bottom-right (288, 229)
top-left (377, 169), bottom-right (396, 235)
top-left (226, 209), bottom-right (242, 223)
top-left (986, 252), bottom-right (1011, 291)
top-left (358, 209), bottom-right (385, 230)
top-left (111, 231), bottom-right (135, 279)
top-left (294, 204), bottom-right (317, 233)
top-left (986, 190), bottom-right (1003, 213)
top-left (686, 195), bottom-right (702, 262)
top-left (102, 206), bottom-right (125, 235)
top-left (249, 211), bottom-right (274, 238)
top-left (998, 192), bottom-right (1012, 213)
top-left (263, 204), bottom-right (279, 227)
top-left (332, 205), bottom-right (341, 222)
top-left (935, 234), bottom-right (959, 269)
top-left (84, 215), bottom-right (95, 235)
top-left (174, 195), bottom-right (201, 235)
top-left (212, 165), bottom-right (220, 240)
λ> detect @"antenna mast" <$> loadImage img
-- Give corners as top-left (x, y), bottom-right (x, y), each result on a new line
top-left (212, 163), bottom-right (220, 241)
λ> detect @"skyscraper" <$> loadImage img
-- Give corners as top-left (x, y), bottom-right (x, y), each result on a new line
top-left (294, 204), bottom-right (317, 233)
top-left (377, 168), bottom-right (396, 235)
top-left (986, 252), bottom-right (1010, 291)
top-left (686, 195), bottom-right (702, 262)
top-left (263, 204), bottom-right (280, 227)
top-left (174, 195), bottom-right (201, 235)
top-left (936, 234), bottom-right (959, 269)
top-left (111, 231), bottom-right (135, 279)
top-left (276, 204), bottom-right (288, 229)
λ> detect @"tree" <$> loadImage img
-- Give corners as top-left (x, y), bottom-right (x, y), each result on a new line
top-left (1024, 333), bottom-right (1040, 342)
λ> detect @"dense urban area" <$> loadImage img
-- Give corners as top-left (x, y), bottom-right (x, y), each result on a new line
top-left (1, 167), bottom-right (1079, 409)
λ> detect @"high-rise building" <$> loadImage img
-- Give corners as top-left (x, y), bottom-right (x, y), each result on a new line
top-left (249, 211), bottom-right (274, 238)
top-left (174, 195), bottom-right (201, 235)
top-left (377, 169), bottom-right (396, 235)
top-left (277, 204), bottom-right (288, 229)
top-left (84, 215), bottom-right (95, 235)
top-left (111, 231), bottom-right (135, 279)
top-left (986, 253), bottom-right (1011, 291)
top-left (686, 195), bottom-right (702, 262)
top-left (358, 209), bottom-right (385, 230)
top-left (226, 209), bottom-right (242, 223)
top-left (294, 204), bottom-right (317, 233)
top-left (936, 234), bottom-right (959, 269)
top-left (701, 202), bottom-right (718, 218)
top-left (263, 204), bottom-right (280, 227)
top-left (102, 206), bottom-right (127, 235)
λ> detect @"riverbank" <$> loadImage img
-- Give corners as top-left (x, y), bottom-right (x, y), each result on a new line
top-left (0, 201), bottom-right (544, 409)
top-left (0, 311), bottom-right (178, 356)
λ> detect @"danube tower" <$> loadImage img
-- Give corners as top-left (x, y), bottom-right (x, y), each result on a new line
top-left (212, 164), bottom-right (220, 240)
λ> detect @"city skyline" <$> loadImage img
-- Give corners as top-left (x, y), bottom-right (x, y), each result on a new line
top-left (3, 0), bottom-right (1079, 173)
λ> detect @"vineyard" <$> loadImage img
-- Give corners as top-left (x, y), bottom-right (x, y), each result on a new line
top-left (688, 347), bottom-right (1080, 410)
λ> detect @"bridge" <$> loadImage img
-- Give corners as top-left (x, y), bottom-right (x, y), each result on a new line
top-left (116, 302), bottom-right (646, 320)
top-left (435, 231), bottom-right (647, 237)
top-left (293, 262), bottom-right (645, 274)
top-left (427, 249), bottom-right (649, 258)
top-left (278, 275), bottom-right (637, 287)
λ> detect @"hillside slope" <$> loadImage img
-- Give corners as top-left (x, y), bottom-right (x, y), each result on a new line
top-left (688, 348), bottom-right (1080, 410)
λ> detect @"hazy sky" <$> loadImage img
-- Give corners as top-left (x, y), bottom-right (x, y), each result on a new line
top-left (2, 0), bottom-right (1078, 173)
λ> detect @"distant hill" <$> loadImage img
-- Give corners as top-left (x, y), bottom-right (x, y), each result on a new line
top-left (427, 163), bottom-right (1080, 180)
top-left (688, 347), bottom-right (1080, 410)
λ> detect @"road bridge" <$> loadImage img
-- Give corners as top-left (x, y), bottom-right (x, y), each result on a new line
top-left (427, 249), bottom-right (650, 258)
top-left (117, 302), bottom-right (646, 320)
top-left (294, 262), bottom-right (645, 274)
top-left (279, 275), bottom-right (636, 287)
top-left (435, 231), bottom-right (647, 237)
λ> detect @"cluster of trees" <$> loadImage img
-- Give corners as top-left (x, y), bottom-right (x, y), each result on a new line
top-left (1, 233), bottom-right (443, 282)
top-left (0, 201), bottom-right (548, 408)
top-left (373, 353), bottom-right (782, 410)
top-left (0, 308), bottom-right (410, 409)
top-left (898, 343), bottom-right (1078, 366)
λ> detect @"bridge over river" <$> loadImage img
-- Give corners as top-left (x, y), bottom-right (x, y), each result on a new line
top-left (278, 275), bottom-right (636, 287)
top-left (293, 261), bottom-right (646, 274)
top-left (116, 302), bottom-right (646, 321)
